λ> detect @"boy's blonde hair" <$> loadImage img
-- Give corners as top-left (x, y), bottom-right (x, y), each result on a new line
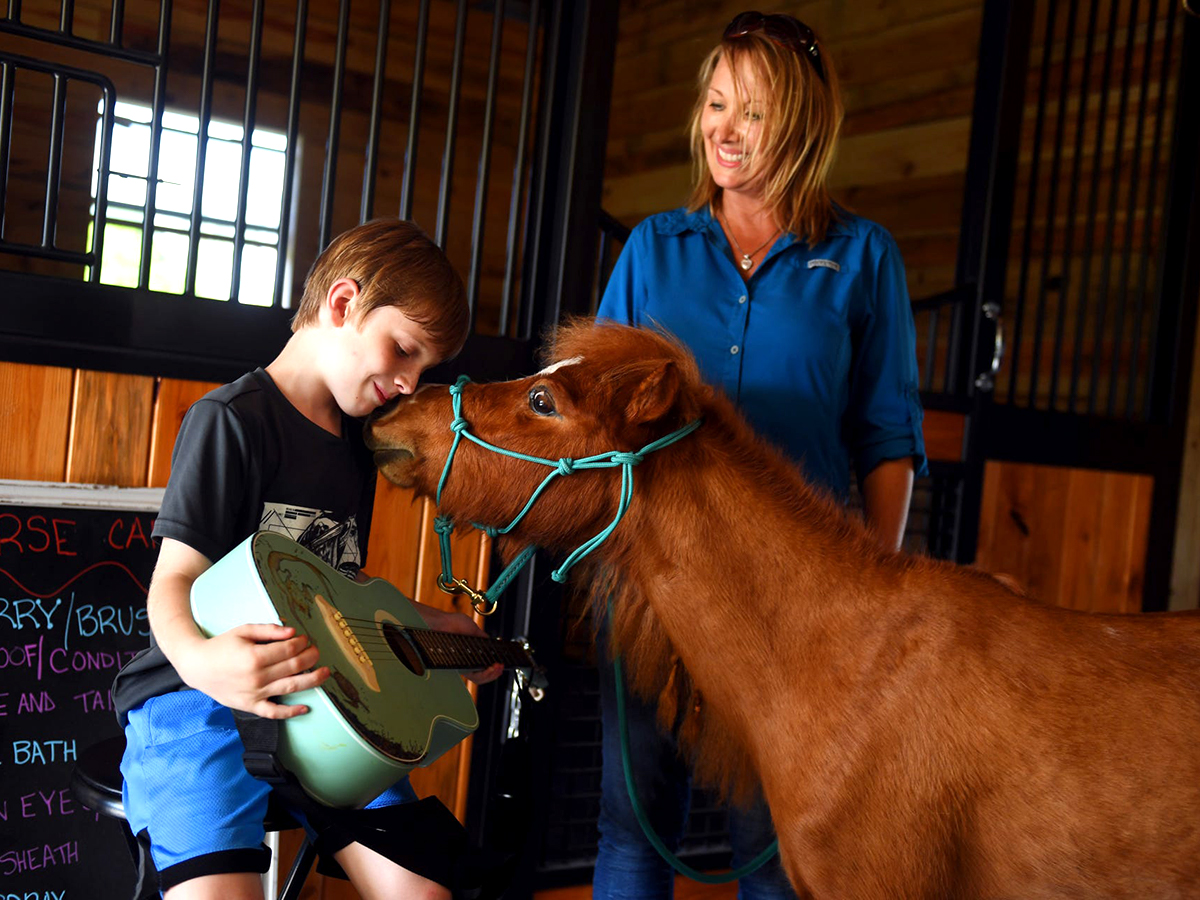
top-left (686, 29), bottom-right (844, 245)
top-left (292, 219), bottom-right (469, 358)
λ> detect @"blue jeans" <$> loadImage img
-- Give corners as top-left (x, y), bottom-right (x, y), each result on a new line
top-left (593, 641), bottom-right (797, 900)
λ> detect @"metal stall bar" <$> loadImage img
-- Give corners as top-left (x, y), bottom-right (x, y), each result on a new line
top-left (42, 72), bottom-right (67, 248)
top-left (466, 0), bottom-right (506, 316)
top-left (1028, 0), bottom-right (1080, 409)
top-left (230, 0), bottom-right (264, 304)
top-left (519, 0), bottom-right (563, 340)
top-left (0, 20), bottom-right (160, 65)
top-left (110, 0), bottom-right (124, 45)
top-left (91, 79), bottom-right (114, 282)
top-left (360, 0), bottom-right (390, 224)
top-left (1142, 4), bottom-right (1200, 611)
top-left (1141, 0), bottom-right (1183, 418)
top-left (0, 53), bottom-right (113, 274)
top-left (136, 0), bottom-right (170, 290)
top-left (0, 62), bottom-right (12, 237)
top-left (435, 0), bottom-right (469, 249)
top-left (60, 0), bottom-right (74, 32)
top-left (1067, 0), bottom-right (1122, 412)
top-left (1127, 0), bottom-right (1177, 417)
top-left (272, 0), bottom-right (307, 307)
top-left (184, 0), bottom-right (221, 295)
top-left (498, 0), bottom-right (541, 337)
top-left (399, 0), bottom-right (429, 222)
top-left (1083, 0), bottom-right (1138, 414)
top-left (1046, 0), bottom-right (1099, 411)
top-left (319, 0), bottom-right (351, 250)
top-left (1006, 0), bottom-right (1059, 405)
top-left (1095, 0), bottom-right (1149, 415)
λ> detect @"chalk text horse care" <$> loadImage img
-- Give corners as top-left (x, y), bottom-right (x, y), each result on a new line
top-left (365, 321), bottom-right (1200, 899)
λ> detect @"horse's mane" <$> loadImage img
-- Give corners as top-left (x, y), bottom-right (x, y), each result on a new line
top-left (550, 319), bottom-right (894, 806)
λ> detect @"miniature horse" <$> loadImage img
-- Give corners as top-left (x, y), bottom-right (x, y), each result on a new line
top-left (366, 320), bottom-right (1200, 899)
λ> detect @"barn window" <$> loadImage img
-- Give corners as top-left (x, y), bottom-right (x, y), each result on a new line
top-left (88, 99), bottom-right (288, 307)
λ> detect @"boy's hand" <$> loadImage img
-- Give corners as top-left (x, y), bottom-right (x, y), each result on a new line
top-left (174, 623), bottom-right (330, 719)
top-left (148, 538), bottom-right (330, 719)
top-left (413, 601), bottom-right (505, 685)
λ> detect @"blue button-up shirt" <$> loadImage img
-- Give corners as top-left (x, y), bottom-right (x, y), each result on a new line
top-left (598, 206), bottom-right (927, 499)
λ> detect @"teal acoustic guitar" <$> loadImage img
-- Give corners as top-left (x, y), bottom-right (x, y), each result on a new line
top-left (190, 530), bottom-right (543, 809)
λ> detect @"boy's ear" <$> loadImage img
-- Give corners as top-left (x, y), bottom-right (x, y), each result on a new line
top-left (624, 360), bottom-right (680, 426)
top-left (327, 278), bottom-right (361, 327)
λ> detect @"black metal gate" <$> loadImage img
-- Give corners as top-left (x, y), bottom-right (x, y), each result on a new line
top-left (920, 0), bottom-right (1200, 610)
top-left (0, 1), bottom-right (619, 896)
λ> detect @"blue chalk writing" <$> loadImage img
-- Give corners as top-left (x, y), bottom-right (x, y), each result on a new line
top-left (0, 598), bottom-right (63, 631)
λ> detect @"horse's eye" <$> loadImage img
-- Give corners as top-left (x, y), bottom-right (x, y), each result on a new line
top-left (529, 388), bottom-right (556, 416)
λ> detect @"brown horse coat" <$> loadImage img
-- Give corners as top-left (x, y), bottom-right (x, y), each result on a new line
top-left (366, 320), bottom-right (1200, 900)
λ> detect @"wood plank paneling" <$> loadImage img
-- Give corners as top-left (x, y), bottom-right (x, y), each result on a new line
top-left (147, 378), bottom-right (222, 487)
top-left (974, 460), bottom-right (1152, 612)
top-left (0, 362), bottom-right (73, 480)
top-left (65, 370), bottom-right (155, 486)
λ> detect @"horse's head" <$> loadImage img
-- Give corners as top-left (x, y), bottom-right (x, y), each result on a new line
top-left (364, 319), bottom-right (707, 553)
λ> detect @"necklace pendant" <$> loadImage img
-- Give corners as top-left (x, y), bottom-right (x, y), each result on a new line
top-left (740, 255), bottom-right (754, 271)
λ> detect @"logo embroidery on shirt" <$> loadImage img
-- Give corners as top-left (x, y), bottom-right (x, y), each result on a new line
top-left (807, 259), bottom-right (841, 272)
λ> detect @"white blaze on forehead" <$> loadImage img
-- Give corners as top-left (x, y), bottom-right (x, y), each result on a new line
top-left (536, 356), bottom-right (583, 376)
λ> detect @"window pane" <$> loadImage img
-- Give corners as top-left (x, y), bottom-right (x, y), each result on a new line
top-left (246, 148), bottom-right (285, 229)
top-left (111, 119), bottom-right (149, 178)
top-left (98, 223), bottom-right (144, 288)
top-left (239, 244), bottom-right (278, 307)
top-left (109, 174), bottom-right (148, 209)
top-left (202, 139), bottom-right (242, 222)
top-left (195, 238), bottom-right (233, 300)
top-left (157, 130), bottom-right (197, 214)
top-left (149, 229), bottom-right (189, 294)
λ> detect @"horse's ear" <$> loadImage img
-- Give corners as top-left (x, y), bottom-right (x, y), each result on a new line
top-left (624, 360), bottom-right (680, 425)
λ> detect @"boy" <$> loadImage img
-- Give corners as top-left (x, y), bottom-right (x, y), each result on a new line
top-left (112, 219), bottom-right (501, 900)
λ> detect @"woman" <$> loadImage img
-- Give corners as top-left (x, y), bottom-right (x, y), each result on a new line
top-left (595, 11), bottom-right (927, 898)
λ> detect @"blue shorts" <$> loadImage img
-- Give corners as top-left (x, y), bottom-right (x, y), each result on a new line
top-left (121, 689), bottom-right (417, 890)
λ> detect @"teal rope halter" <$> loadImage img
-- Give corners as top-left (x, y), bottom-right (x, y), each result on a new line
top-left (433, 374), bottom-right (701, 614)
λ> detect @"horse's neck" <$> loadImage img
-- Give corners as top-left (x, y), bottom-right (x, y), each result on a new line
top-left (615, 423), bottom-right (886, 694)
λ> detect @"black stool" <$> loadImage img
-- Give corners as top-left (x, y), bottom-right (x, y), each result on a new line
top-left (70, 735), bottom-right (317, 900)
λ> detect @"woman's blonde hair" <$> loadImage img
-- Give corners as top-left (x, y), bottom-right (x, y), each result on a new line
top-left (686, 27), bottom-right (844, 244)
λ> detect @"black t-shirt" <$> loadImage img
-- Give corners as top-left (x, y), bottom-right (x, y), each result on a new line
top-left (112, 368), bottom-right (377, 723)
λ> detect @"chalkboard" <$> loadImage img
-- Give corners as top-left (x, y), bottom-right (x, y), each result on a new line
top-left (0, 481), bottom-right (163, 900)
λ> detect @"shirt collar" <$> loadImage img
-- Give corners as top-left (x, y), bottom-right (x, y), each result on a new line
top-left (650, 204), bottom-right (853, 243)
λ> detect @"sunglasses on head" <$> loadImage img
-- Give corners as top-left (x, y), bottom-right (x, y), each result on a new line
top-left (723, 11), bottom-right (826, 83)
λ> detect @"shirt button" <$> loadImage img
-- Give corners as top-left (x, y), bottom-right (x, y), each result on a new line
top-left (738, 295), bottom-right (747, 304)
top-left (730, 345), bottom-right (740, 355)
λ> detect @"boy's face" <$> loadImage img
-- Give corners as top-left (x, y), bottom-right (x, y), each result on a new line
top-left (326, 283), bottom-right (443, 418)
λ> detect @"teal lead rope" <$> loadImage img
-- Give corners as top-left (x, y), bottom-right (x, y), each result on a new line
top-left (609, 611), bottom-right (780, 884)
top-left (433, 374), bottom-right (776, 881)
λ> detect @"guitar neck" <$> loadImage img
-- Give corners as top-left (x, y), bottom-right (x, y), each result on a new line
top-left (405, 628), bottom-right (535, 671)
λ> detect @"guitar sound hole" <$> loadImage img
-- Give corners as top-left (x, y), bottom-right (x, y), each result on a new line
top-left (382, 621), bottom-right (425, 676)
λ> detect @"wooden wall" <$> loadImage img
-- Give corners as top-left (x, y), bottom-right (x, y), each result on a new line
top-left (0, 359), bottom-right (489, 900)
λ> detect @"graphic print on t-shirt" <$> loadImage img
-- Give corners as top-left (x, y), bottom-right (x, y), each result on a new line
top-left (259, 502), bottom-right (363, 578)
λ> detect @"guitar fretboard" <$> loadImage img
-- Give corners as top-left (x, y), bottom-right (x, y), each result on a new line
top-left (405, 628), bottom-right (535, 671)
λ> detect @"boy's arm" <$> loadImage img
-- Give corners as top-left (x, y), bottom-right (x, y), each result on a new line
top-left (149, 536), bottom-right (330, 718)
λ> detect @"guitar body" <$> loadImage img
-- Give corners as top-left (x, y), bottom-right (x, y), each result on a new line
top-left (191, 530), bottom-right (478, 808)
